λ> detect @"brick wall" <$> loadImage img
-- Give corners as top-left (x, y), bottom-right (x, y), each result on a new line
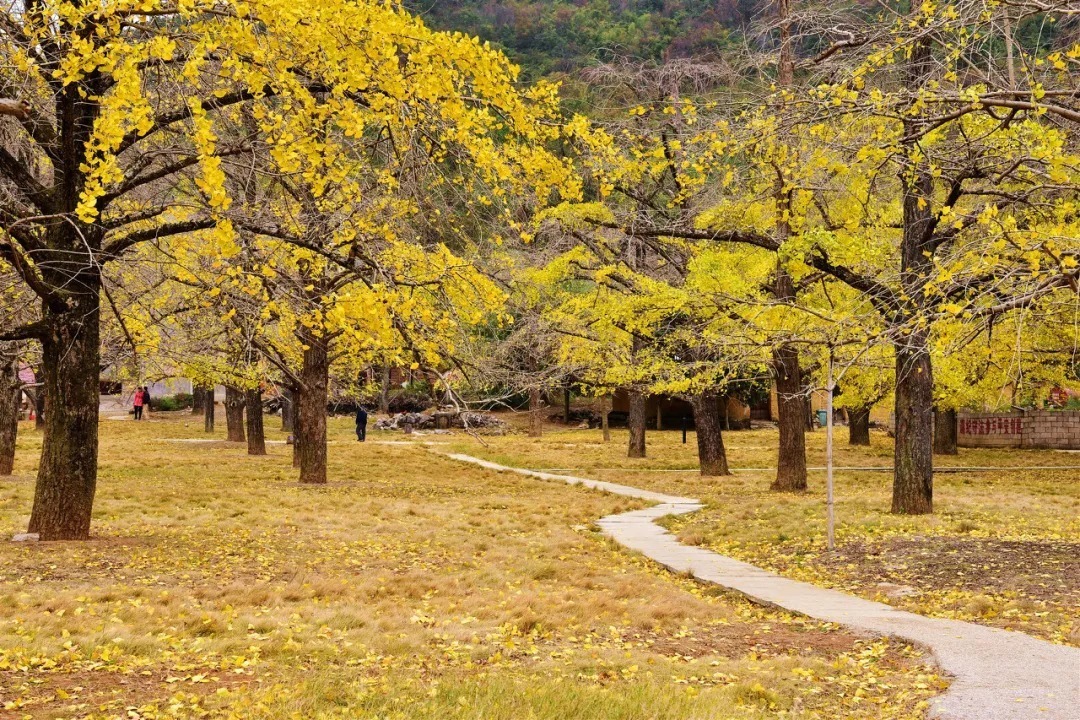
top-left (1020, 410), bottom-right (1080, 449)
top-left (958, 410), bottom-right (1080, 449)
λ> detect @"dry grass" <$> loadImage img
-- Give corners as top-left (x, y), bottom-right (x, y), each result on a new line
top-left (446, 420), bottom-right (1080, 645)
top-left (0, 413), bottom-right (942, 719)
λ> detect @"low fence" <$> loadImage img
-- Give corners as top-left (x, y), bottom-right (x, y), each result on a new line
top-left (958, 410), bottom-right (1080, 450)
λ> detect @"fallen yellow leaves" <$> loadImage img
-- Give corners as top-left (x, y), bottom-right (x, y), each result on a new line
top-left (1, 417), bottom-right (945, 718)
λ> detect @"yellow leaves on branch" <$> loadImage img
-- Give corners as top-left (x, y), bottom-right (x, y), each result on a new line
top-left (52, 0), bottom-right (579, 224)
top-left (37, 0), bottom-right (588, 383)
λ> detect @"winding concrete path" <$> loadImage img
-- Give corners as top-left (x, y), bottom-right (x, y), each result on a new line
top-left (446, 453), bottom-right (1080, 720)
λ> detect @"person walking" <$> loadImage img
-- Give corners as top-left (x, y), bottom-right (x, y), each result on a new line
top-left (142, 386), bottom-right (152, 417)
top-left (355, 406), bottom-right (368, 442)
top-left (133, 387), bottom-right (145, 420)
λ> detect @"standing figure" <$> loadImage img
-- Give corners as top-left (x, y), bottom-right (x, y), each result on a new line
top-left (133, 387), bottom-right (145, 420)
top-left (142, 386), bottom-right (152, 417)
top-left (355, 406), bottom-right (368, 442)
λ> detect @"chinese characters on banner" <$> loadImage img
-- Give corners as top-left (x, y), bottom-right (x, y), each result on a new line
top-left (958, 417), bottom-right (1022, 436)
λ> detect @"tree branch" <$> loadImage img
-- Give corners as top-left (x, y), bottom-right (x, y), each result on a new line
top-left (101, 218), bottom-right (218, 260)
top-left (0, 318), bottom-right (50, 342)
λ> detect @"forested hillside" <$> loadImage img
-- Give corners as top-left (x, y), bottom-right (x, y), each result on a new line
top-left (409, 1), bottom-right (1078, 85)
top-left (406, 0), bottom-right (766, 77)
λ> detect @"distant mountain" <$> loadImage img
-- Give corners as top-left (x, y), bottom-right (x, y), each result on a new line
top-left (406, 1), bottom-right (767, 78)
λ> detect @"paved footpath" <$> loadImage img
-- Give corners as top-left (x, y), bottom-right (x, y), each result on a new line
top-left (446, 453), bottom-right (1080, 720)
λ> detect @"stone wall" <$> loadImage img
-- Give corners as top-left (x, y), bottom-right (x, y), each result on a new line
top-left (1019, 410), bottom-right (1080, 449)
top-left (958, 410), bottom-right (1080, 449)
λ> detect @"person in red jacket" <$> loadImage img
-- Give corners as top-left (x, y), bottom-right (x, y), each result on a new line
top-left (133, 387), bottom-right (145, 420)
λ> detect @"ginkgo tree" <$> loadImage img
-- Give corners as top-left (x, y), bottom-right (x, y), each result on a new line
top-left (768, 1), bottom-right (1080, 512)
top-left (528, 218), bottom-right (776, 475)
top-left (552, 51), bottom-right (823, 488)
top-left (0, 0), bottom-right (578, 538)
top-left (557, 1), bottom-right (1079, 514)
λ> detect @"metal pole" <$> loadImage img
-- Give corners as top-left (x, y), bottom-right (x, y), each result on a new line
top-left (681, 415), bottom-right (687, 444)
top-left (826, 349), bottom-right (835, 551)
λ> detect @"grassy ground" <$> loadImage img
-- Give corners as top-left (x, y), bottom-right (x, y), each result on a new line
top-left (0, 413), bottom-right (944, 719)
top-left (447, 420), bottom-right (1080, 646)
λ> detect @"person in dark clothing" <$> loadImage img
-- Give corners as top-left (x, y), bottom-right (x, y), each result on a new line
top-left (355, 406), bottom-right (368, 442)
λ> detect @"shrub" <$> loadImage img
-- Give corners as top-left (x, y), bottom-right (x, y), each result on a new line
top-left (150, 393), bottom-right (193, 412)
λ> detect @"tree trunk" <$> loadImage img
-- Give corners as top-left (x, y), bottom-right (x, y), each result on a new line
top-left (33, 379), bottom-right (44, 431)
top-left (12, 81), bottom-right (105, 540)
top-left (28, 292), bottom-right (101, 540)
top-left (601, 395), bottom-right (611, 443)
top-left (281, 386), bottom-right (294, 432)
top-left (192, 385), bottom-right (206, 414)
top-left (564, 387), bottom-right (571, 425)
top-left (528, 388), bottom-right (543, 437)
top-left (627, 390), bottom-right (646, 458)
top-left (225, 386), bottom-right (246, 443)
top-left (849, 405), bottom-right (872, 446)
top-left (292, 386), bottom-right (301, 468)
top-left (204, 387), bottom-right (215, 433)
top-left (891, 35), bottom-right (935, 515)
top-left (378, 365), bottom-right (391, 415)
top-left (777, 0), bottom-right (794, 87)
top-left (771, 279), bottom-right (807, 491)
top-left (770, 17), bottom-right (806, 481)
top-left (691, 393), bottom-right (730, 476)
top-left (298, 337), bottom-right (329, 484)
top-left (246, 388), bottom-right (266, 456)
top-left (0, 352), bottom-right (18, 476)
top-left (892, 339), bottom-right (934, 514)
top-left (656, 403), bottom-right (663, 431)
top-left (933, 408), bottom-right (958, 455)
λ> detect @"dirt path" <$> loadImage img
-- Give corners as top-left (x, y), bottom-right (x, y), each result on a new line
top-left (446, 453), bottom-right (1080, 720)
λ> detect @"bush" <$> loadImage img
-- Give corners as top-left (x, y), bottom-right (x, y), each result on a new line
top-left (150, 393), bottom-right (193, 412)
top-left (387, 389), bottom-right (433, 413)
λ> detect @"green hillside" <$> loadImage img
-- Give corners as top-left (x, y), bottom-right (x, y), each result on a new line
top-left (406, 0), bottom-right (763, 78)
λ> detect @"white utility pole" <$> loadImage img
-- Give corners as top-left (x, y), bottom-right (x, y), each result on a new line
top-left (826, 346), bottom-right (836, 551)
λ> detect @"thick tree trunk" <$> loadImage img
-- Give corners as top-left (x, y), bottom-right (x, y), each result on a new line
top-left (33, 381), bottom-right (44, 430)
top-left (192, 385), bottom-right (206, 414)
top-left (893, 339), bottom-right (934, 514)
top-left (627, 390), bottom-right (646, 458)
top-left (281, 386), bottom-right (294, 432)
top-left (204, 387), bottom-right (215, 433)
top-left (298, 337), bottom-right (329, 484)
top-left (378, 365), bottom-right (391, 415)
top-left (849, 405), bottom-right (872, 446)
top-left (691, 393), bottom-right (730, 476)
top-left (16, 82), bottom-right (105, 540)
top-left (933, 408), bottom-right (958, 455)
top-left (292, 386), bottom-right (301, 468)
top-left (772, 344), bottom-right (807, 491)
top-left (246, 388), bottom-right (266, 456)
top-left (28, 293), bottom-right (101, 540)
top-left (528, 388), bottom-right (543, 437)
top-left (225, 386), bottom-right (246, 443)
top-left (891, 36), bottom-right (935, 515)
top-left (601, 395), bottom-right (611, 443)
top-left (0, 353), bottom-right (18, 475)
